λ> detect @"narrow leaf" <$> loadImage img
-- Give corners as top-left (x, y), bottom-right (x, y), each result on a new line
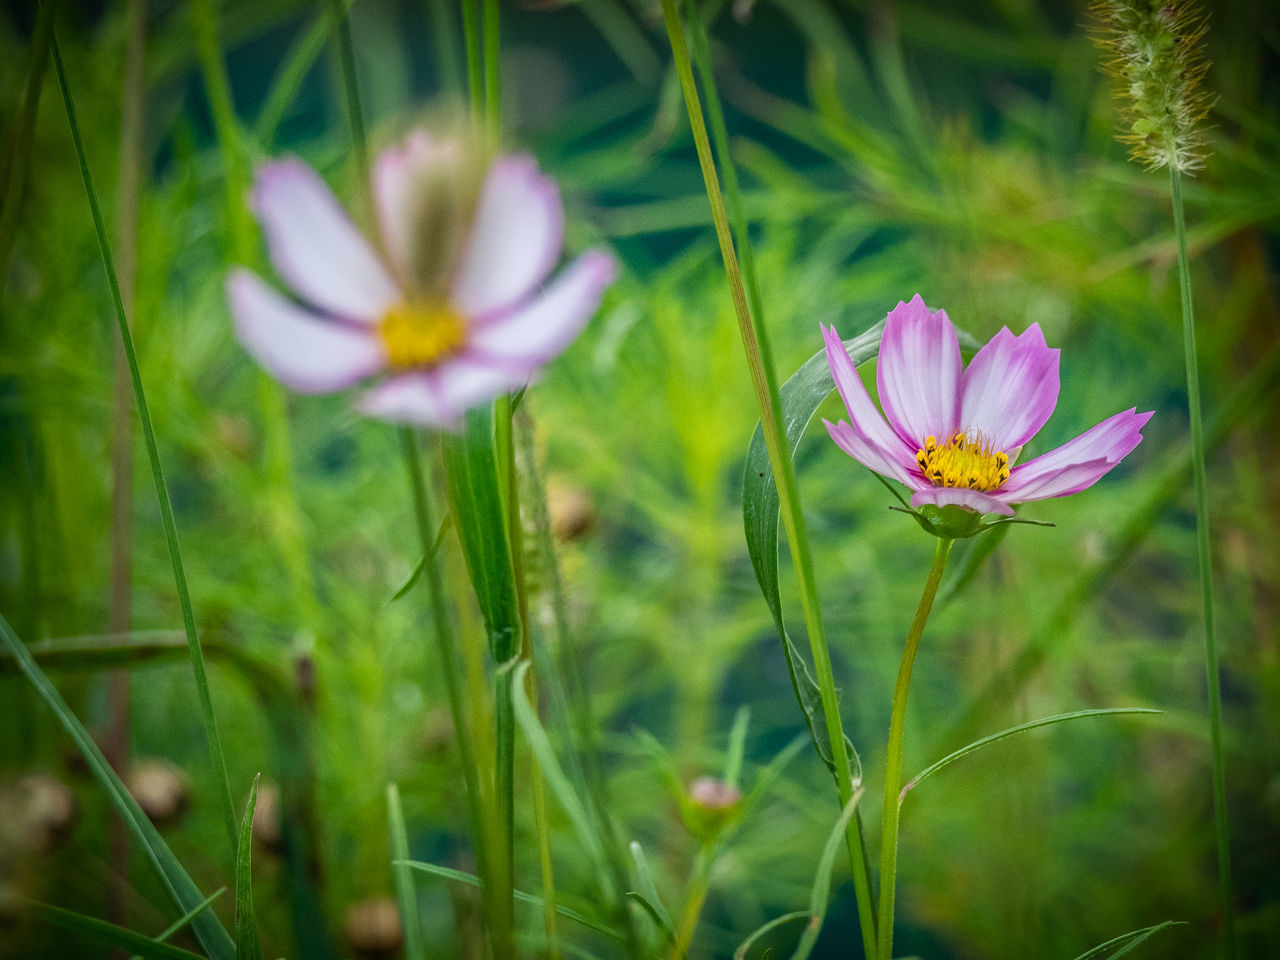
top-left (902, 709), bottom-right (1162, 802)
top-left (510, 662), bottom-right (612, 894)
top-left (0, 614), bottom-right (234, 960)
top-left (733, 912), bottom-right (809, 960)
top-left (396, 860), bottom-right (622, 941)
top-left (235, 775), bottom-right (263, 960)
top-left (790, 788), bottom-right (864, 960)
top-left (127, 889), bottom-right (227, 960)
top-left (31, 904), bottom-right (208, 960)
top-left (628, 841), bottom-right (678, 940)
top-left (1070, 920), bottom-right (1185, 960)
top-left (386, 784), bottom-right (426, 960)
top-left (741, 324), bottom-right (883, 773)
top-left (441, 406), bottom-right (521, 662)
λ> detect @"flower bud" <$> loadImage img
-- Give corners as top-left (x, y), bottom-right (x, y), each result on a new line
top-left (682, 776), bottom-right (743, 841)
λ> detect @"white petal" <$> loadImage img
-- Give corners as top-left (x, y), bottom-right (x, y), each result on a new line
top-left (451, 155), bottom-right (565, 319)
top-left (227, 269), bottom-right (384, 393)
top-left (467, 250), bottom-right (616, 365)
top-left (823, 323), bottom-right (917, 468)
top-left (823, 419), bottom-right (917, 487)
top-left (959, 324), bottom-right (1060, 450)
top-left (356, 358), bottom-right (525, 429)
top-left (252, 158), bottom-right (399, 322)
top-left (1000, 408), bottom-right (1153, 501)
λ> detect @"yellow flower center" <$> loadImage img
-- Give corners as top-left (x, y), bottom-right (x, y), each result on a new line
top-left (378, 301), bottom-right (467, 370)
top-left (915, 431), bottom-right (1011, 491)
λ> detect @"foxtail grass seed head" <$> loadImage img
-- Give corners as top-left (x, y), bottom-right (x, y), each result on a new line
top-left (1093, 0), bottom-right (1215, 173)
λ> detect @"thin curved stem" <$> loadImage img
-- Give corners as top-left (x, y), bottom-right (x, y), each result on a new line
top-left (878, 537), bottom-right (953, 960)
top-left (657, 4), bottom-right (878, 955)
top-left (1170, 168), bottom-right (1233, 958)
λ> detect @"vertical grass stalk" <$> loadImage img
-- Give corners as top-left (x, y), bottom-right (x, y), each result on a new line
top-left (1170, 168), bottom-right (1234, 957)
top-left (107, 0), bottom-right (148, 927)
top-left (50, 31), bottom-right (238, 853)
top-left (658, 3), bottom-right (878, 954)
top-left (878, 537), bottom-right (952, 960)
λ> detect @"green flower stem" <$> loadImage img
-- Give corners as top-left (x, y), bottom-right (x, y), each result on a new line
top-left (398, 430), bottom-right (494, 915)
top-left (483, 0), bottom-right (501, 136)
top-left (462, 0), bottom-right (483, 122)
top-left (878, 536), bottom-right (953, 960)
top-left (1170, 168), bottom-right (1234, 957)
top-left (658, 3), bottom-right (878, 956)
top-left (667, 842), bottom-right (714, 960)
top-left (50, 32), bottom-right (238, 853)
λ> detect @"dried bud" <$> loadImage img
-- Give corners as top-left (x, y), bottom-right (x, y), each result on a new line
top-left (126, 758), bottom-right (190, 828)
top-left (546, 479), bottom-right (594, 542)
top-left (344, 896), bottom-right (404, 960)
top-left (1093, 0), bottom-right (1215, 173)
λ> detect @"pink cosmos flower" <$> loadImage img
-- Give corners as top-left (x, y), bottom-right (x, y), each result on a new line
top-left (823, 295), bottom-right (1152, 519)
top-left (227, 131), bottom-right (617, 428)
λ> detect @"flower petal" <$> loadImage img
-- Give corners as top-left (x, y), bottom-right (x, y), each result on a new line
top-left (909, 486), bottom-right (1015, 517)
top-left (451, 155), bottom-right (565, 319)
top-left (823, 323), bottom-right (917, 469)
top-left (999, 408), bottom-right (1153, 501)
top-left (373, 131), bottom-right (458, 285)
top-left (252, 158), bottom-right (399, 322)
top-left (823, 419), bottom-right (917, 487)
top-left (960, 323), bottom-right (1060, 450)
top-left (876, 295), bottom-right (962, 447)
top-left (467, 250), bottom-right (616, 366)
top-left (355, 358), bottom-right (525, 429)
top-left (227, 269), bottom-right (385, 393)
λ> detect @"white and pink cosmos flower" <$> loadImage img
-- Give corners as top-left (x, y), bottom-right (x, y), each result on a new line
top-left (227, 131), bottom-right (617, 428)
top-left (823, 295), bottom-right (1152, 518)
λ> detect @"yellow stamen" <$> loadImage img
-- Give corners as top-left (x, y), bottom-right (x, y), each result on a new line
top-left (915, 431), bottom-right (1011, 491)
top-left (379, 301), bottom-right (467, 370)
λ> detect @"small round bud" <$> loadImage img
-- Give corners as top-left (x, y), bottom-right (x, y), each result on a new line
top-left (126, 758), bottom-right (190, 828)
top-left (683, 777), bottom-right (743, 841)
top-left (344, 896), bottom-right (404, 960)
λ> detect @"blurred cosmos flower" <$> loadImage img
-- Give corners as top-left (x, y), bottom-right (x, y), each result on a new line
top-left (227, 131), bottom-right (617, 428)
top-left (823, 295), bottom-right (1151, 524)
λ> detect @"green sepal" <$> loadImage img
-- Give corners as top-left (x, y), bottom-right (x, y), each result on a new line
top-left (889, 502), bottom-right (1055, 540)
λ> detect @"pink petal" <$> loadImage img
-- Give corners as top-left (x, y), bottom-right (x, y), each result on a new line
top-left (999, 408), bottom-right (1153, 501)
top-left (227, 269), bottom-right (385, 394)
top-left (823, 419), bottom-right (917, 487)
top-left (467, 250), bottom-right (616, 366)
top-left (451, 156), bottom-right (565, 319)
top-left (252, 158), bottom-right (399, 322)
top-left (372, 131), bottom-right (471, 289)
top-left (909, 486), bottom-right (1015, 517)
top-left (823, 323), bottom-right (917, 469)
top-left (356, 358), bottom-right (525, 429)
top-left (876, 295), bottom-right (962, 447)
top-left (959, 324), bottom-right (1060, 450)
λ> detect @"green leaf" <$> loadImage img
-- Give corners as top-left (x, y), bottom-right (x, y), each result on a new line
top-left (235, 775), bottom-right (263, 960)
top-left (397, 859), bottom-right (622, 941)
top-left (742, 323), bottom-right (884, 773)
top-left (31, 903), bottom-right (210, 960)
top-left (902, 708), bottom-right (1162, 802)
top-left (386, 784), bottom-right (426, 960)
top-left (441, 405), bottom-right (521, 663)
top-left (733, 911), bottom-right (809, 960)
top-left (1070, 920), bottom-right (1185, 960)
top-left (0, 614), bottom-right (235, 960)
top-left (628, 841), bottom-right (678, 943)
top-left (510, 662), bottom-right (613, 897)
top-left (128, 888), bottom-right (227, 960)
top-left (790, 788), bottom-right (864, 960)
top-left (390, 514), bottom-right (453, 602)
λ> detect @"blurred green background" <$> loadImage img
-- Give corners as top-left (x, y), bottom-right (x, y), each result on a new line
top-left (1, 0), bottom-right (1278, 957)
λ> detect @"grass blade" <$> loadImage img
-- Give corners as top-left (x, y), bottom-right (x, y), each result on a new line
top-left (49, 29), bottom-right (238, 852)
top-left (0, 614), bottom-right (234, 960)
top-left (1071, 920), bottom-right (1185, 960)
top-left (127, 889), bottom-right (227, 960)
top-left (396, 860), bottom-right (622, 941)
top-left (902, 708), bottom-right (1162, 802)
top-left (790, 788), bottom-right (864, 960)
top-left (386, 783), bottom-right (426, 960)
top-left (30, 904), bottom-right (209, 960)
top-left (628, 841), bottom-right (678, 940)
top-left (235, 774), bottom-right (263, 960)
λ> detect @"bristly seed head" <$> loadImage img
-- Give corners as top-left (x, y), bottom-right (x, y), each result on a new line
top-left (1092, 0), bottom-right (1215, 173)
top-left (916, 431), bottom-right (1011, 492)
